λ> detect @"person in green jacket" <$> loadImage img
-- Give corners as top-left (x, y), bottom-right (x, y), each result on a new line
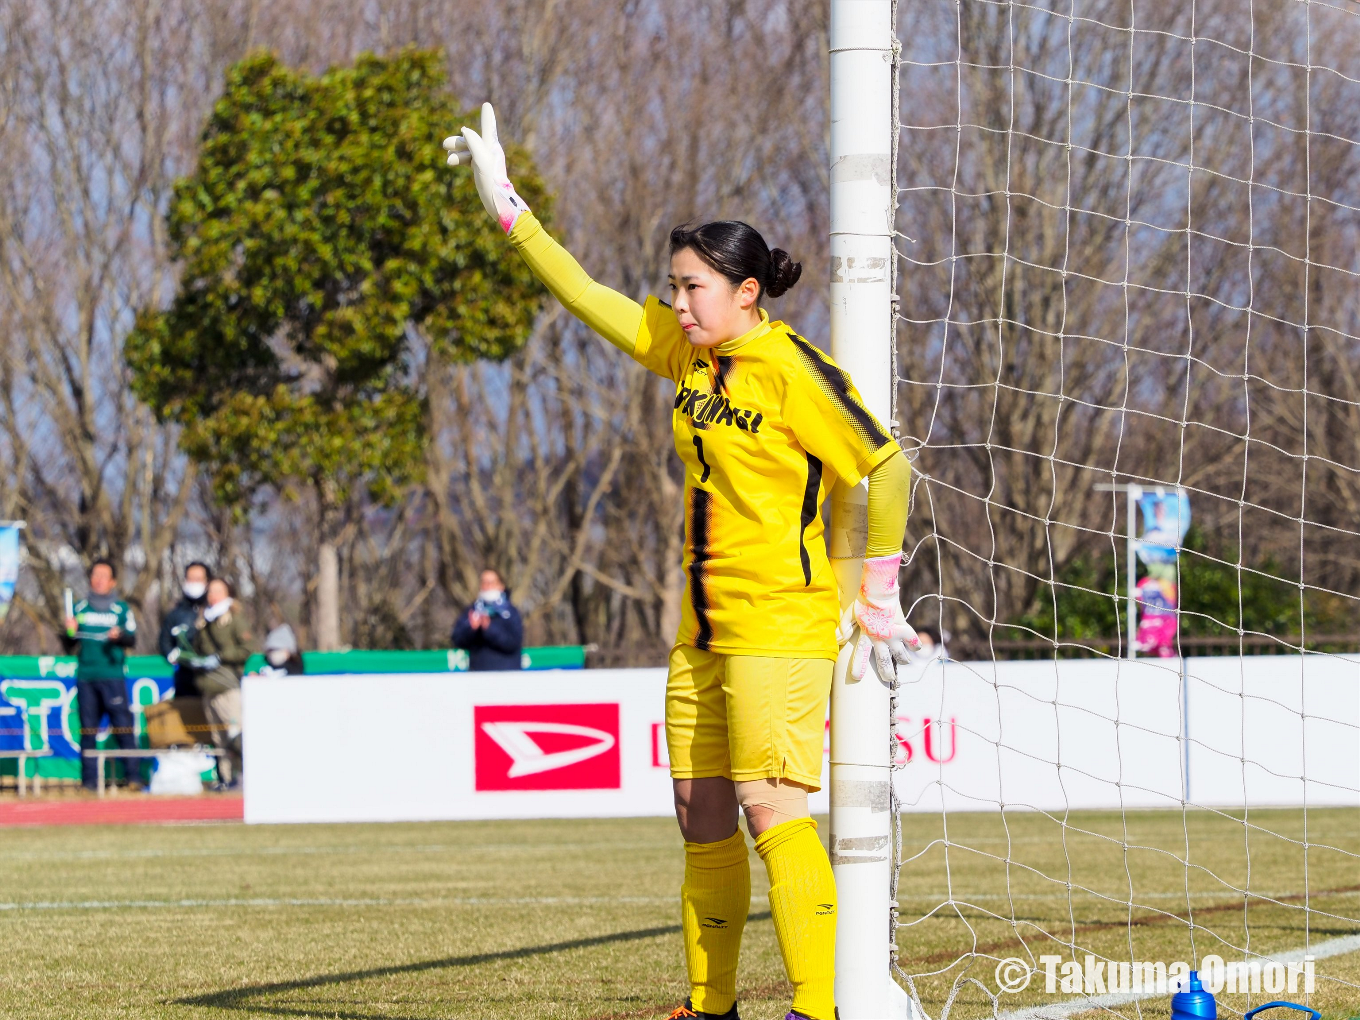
top-left (64, 558), bottom-right (140, 791)
top-left (192, 576), bottom-right (256, 788)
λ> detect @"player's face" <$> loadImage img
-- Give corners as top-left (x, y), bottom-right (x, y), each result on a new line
top-left (89, 564), bottom-right (115, 596)
top-left (668, 248), bottom-right (761, 348)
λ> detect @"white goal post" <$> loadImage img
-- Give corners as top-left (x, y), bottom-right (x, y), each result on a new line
top-left (827, 2), bottom-right (915, 1018)
top-left (864, 0), bottom-right (1360, 1018)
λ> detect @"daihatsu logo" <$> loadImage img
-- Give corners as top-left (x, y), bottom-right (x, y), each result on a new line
top-left (479, 721), bottom-right (616, 777)
top-left (474, 704), bottom-right (622, 791)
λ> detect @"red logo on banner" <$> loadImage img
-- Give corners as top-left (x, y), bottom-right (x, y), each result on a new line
top-left (474, 703), bottom-right (621, 791)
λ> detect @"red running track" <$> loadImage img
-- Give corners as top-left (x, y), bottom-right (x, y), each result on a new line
top-left (0, 795), bottom-right (243, 827)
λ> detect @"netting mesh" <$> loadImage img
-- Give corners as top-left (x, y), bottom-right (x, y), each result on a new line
top-left (887, 1), bottom-right (1360, 1017)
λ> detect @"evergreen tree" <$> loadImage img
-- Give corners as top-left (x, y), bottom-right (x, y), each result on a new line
top-left (126, 50), bottom-right (547, 647)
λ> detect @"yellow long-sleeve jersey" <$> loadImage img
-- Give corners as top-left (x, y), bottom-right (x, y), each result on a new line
top-left (510, 214), bottom-right (908, 658)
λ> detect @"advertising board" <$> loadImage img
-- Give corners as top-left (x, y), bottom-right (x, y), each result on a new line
top-left (244, 656), bottom-right (1359, 824)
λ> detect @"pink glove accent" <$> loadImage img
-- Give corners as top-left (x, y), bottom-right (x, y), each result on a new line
top-left (855, 555), bottom-right (901, 640)
top-left (492, 180), bottom-right (531, 233)
top-left (838, 553), bottom-right (921, 681)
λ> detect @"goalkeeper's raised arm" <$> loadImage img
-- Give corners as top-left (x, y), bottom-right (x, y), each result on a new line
top-left (443, 102), bottom-right (917, 1020)
top-left (444, 104), bottom-right (643, 355)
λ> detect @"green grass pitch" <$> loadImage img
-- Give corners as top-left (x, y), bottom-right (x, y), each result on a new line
top-left (0, 809), bottom-right (1354, 1019)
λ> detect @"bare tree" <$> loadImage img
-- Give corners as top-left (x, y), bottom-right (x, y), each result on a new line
top-left (891, 0), bottom-right (1360, 651)
top-left (0, 0), bottom-right (211, 644)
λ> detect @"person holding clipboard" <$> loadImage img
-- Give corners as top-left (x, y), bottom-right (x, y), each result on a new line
top-left (64, 558), bottom-right (140, 791)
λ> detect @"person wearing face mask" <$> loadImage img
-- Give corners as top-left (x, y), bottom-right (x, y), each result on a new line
top-left (450, 568), bottom-right (523, 672)
top-left (158, 561), bottom-right (211, 697)
top-left (258, 624), bottom-right (304, 677)
top-left (192, 577), bottom-right (257, 787)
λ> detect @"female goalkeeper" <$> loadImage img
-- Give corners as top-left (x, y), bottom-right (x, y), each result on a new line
top-left (445, 105), bottom-right (917, 1020)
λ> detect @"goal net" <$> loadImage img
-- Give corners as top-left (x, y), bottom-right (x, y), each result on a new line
top-left (889, 1), bottom-right (1360, 1017)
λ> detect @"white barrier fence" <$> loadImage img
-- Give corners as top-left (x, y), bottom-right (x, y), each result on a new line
top-left (242, 656), bottom-right (1359, 825)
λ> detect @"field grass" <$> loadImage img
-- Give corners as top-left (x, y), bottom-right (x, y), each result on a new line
top-left (897, 807), bottom-right (1360, 1019)
top-left (0, 808), bottom-right (1355, 1019)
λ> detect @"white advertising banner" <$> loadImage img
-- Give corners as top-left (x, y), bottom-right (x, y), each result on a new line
top-left (892, 656), bottom-right (1188, 815)
top-left (244, 670), bottom-right (678, 824)
top-left (1184, 653), bottom-right (1360, 807)
top-left (243, 656), bottom-right (1359, 825)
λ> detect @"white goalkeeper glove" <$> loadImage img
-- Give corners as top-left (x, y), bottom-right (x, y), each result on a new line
top-left (442, 102), bottom-right (531, 233)
top-left (837, 553), bottom-right (921, 681)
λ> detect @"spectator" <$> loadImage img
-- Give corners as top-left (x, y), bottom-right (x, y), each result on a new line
top-left (193, 577), bottom-right (257, 788)
top-left (259, 624), bottom-right (304, 677)
top-left (158, 560), bottom-right (210, 696)
top-left (914, 625), bottom-right (948, 661)
top-left (451, 569), bottom-right (523, 671)
top-left (64, 558), bottom-right (140, 792)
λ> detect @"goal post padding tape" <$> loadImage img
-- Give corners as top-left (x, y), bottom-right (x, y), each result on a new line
top-left (241, 657), bottom-right (1359, 825)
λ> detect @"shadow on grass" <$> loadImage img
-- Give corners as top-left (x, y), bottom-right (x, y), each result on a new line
top-left (176, 911), bottom-right (772, 1018)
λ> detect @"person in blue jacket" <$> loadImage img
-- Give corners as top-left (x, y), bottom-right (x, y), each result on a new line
top-left (451, 569), bottom-right (523, 671)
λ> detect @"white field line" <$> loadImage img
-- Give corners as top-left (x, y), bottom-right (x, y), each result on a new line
top-left (996, 933), bottom-right (1360, 1020)
top-left (904, 891), bottom-right (1360, 902)
top-left (0, 895), bottom-right (675, 912)
top-left (0, 840), bottom-right (639, 862)
top-left (10, 830), bottom-right (1351, 863)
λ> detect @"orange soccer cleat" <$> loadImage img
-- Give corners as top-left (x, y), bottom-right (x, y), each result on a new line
top-left (665, 1000), bottom-right (739, 1020)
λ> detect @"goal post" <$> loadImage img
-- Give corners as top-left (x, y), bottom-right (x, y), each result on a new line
top-left (827, 2), bottom-right (914, 1018)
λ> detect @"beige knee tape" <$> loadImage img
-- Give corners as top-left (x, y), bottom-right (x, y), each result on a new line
top-left (734, 779), bottom-right (810, 829)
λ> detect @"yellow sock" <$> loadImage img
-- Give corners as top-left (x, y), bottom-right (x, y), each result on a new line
top-left (754, 818), bottom-right (837, 1020)
top-left (681, 829), bottom-right (750, 1014)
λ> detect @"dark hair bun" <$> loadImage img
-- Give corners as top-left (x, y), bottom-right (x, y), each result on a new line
top-left (669, 220), bottom-right (801, 300)
top-left (766, 248), bottom-right (802, 298)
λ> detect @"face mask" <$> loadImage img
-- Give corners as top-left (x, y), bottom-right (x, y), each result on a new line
top-left (266, 649), bottom-right (290, 667)
top-left (183, 581), bottom-right (206, 600)
top-left (477, 589), bottom-right (503, 604)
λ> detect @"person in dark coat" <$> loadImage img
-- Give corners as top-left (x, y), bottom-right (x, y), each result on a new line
top-left (158, 561), bottom-right (210, 696)
top-left (451, 569), bottom-right (523, 671)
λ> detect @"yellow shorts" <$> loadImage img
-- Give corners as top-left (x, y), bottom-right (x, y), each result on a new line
top-left (665, 645), bottom-right (832, 790)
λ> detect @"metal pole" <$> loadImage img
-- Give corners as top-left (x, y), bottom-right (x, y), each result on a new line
top-left (828, 2), bottom-right (913, 1017)
top-left (1095, 484), bottom-right (1142, 660)
top-left (1126, 485), bottom-right (1141, 660)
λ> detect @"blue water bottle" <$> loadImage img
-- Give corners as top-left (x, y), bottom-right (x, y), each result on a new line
top-left (1171, 971), bottom-right (1216, 1020)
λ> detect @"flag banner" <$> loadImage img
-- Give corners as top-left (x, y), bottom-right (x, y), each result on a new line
top-left (0, 526), bottom-right (19, 622)
top-left (1134, 490), bottom-right (1190, 656)
top-left (1134, 489), bottom-right (1191, 565)
top-left (1135, 572), bottom-right (1179, 658)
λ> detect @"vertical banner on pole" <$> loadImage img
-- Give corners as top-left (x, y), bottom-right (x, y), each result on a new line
top-left (1134, 490), bottom-right (1191, 658)
top-left (0, 524), bottom-right (22, 622)
top-left (828, 2), bottom-right (914, 1017)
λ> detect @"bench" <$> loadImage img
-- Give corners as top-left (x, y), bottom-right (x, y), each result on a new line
top-left (81, 747), bottom-right (226, 797)
top-left (0, 749), bottom-right (53, 796)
